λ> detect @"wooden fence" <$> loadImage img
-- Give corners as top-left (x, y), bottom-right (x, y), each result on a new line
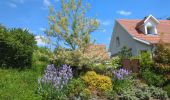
top-left (122, 59), bottom-right (140, 73)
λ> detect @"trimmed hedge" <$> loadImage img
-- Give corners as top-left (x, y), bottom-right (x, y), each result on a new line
top-left (0, 25), bottom-right (36, 68)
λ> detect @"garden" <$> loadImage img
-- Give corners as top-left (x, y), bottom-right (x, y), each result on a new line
top-left (0, 0), bottom-right (170, 100)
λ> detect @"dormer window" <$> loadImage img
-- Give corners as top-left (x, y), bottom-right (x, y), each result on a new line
top-left (136, 15), bottom-right (159, 35)
top-left (146, 24), bottom-right (154, 34)
top-left (147, 27), bottom-right (152, 34)
top-left (145, 21), bottom-right (157, 35)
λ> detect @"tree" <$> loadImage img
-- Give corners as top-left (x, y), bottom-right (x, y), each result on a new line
top-left (167, 17), bottom-right (170, 20)
top-left (47, 0), bottom-right (99, 51)
top-left (0, 25), bottom-right (36, 68)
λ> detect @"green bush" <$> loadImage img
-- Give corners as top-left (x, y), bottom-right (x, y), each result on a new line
top-left (113, 78), bottom-right (168, 100)
top-left (80, 88), bottom-right (92, 100)
top-left (110, 56), bottom-right (121, 69)
top-left (32, 47), bottom-right (53, 73)
top-left (141, 69), bottom-right (165, 87)
top-left (113, 78), bottom-right (133, 94)
top-left (54, 45), bottom-right (109, 76)
top-left (0, 25), bottom-right (36, 68)
top-left (93, 64), bottom-right (106, 74)
top-left (105, 90), bottom-right (117, 100)
top-left (139, 51), bottom-right (154, 71)
top-left (92, 56), bottom-right (121, 75)
top-left (164, 84), bottom-right (170, 97)
top-left (63, 78), bottom-right (85, 99)
top-left (119, 46), bottom-right (132, 60)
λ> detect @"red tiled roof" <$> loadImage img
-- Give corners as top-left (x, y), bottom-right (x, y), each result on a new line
top-left (117, 19), bottom-right (170, 44)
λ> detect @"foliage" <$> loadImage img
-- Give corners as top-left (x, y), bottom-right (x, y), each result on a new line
top-left (63, 78), bottom-right (85, 99)
top-left (38, 64), bottom-right (73, 99)
top-left (0, 68), bottom-right (41, 100)
top-left (45, 0), bottom-right (109, 74)
top-left (154, 42), bottom-right (170, 65)
top-left (139, 51), bottom-right (154, 71)
top-left (90, 56), bottom-right (121, 75)
top-left (81, 71), bottom-right (112, 94)
top-left (80, 88), bottom-right (92, 100)
top-left (153, 42), bottom-right (170, 80)
top-left (54, 47), bottom-right (90, 68)
top-left (134, 84), bottom-right (168, 100)
top-left (112, 77), bottom-right (133, 94)
top-left (113, 78), bottom-right (168, 100)
top-left (110, 56), bottom-right (121, 69)
top-left (32, 47), bottom-right (54, 73)
top-left (105, 90), bottom-right (118, 100)
top-left (104, 56), bottom-right (121, 69)
top-left (164, 84), bottom-right (170, 97)
top-left (119, 46), bottom-right (132, 60)
top-left (154, 63), bottom-right (170, 73)
top-left (92, 63), bottom-right (107, 74)
top-left (54, 47), bottom-right (108, 75)
top-left (141, 69), bottom-right (165, 87)
top-left (47, 0), bottom-right (99, 50)
top-left (0, 25), bottom-right (36, 68)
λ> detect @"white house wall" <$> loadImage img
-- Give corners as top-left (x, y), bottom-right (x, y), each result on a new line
top-left (134, 40), bottom-right (152, 55)
top-left (110, 21), bottom-right (136, 56)
top-left (110, 21), bottom-right (152, 56)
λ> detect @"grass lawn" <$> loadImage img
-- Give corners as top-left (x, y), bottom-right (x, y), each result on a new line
top-left (0, 68), bottom-right (42, 100)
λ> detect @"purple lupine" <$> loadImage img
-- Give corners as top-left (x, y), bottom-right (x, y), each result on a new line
top-left (112, 68), bottom-right (130, 80)
top-left (38, 64), bottom-right (73, 90)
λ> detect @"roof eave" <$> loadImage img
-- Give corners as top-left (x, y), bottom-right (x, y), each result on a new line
top-left (133, 37), bottom-right (151, 45)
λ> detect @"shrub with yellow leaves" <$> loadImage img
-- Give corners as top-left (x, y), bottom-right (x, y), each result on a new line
top-left (81, 71), bottom-right (112, 94)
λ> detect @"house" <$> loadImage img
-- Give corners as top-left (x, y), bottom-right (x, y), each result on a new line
top-left (109, 15), bottom-right (170, 57)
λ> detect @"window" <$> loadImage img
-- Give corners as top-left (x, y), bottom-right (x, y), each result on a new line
top-left (116, 37), bottom-right (120, 47)
top-left (147, 27), bottom-right (152, 34)
top-left (146, 26), bottom-right (155, 34)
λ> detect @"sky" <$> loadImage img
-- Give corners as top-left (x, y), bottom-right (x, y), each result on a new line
top-left (0, 0), bottom-right (169, 49)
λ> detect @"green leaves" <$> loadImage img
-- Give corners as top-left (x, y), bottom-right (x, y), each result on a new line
top-left (47, 0), bottom-right (99, 50)
top-left (0, 25), bottom-right (36, 68)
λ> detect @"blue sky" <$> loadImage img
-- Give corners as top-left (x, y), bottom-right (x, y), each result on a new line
top-left (0, 0), bottom-right (169, 49)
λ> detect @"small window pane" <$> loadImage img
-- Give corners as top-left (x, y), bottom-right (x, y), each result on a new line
top-left (116, 37), bottom-right (120, 47)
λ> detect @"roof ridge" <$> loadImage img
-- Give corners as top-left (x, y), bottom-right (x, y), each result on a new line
top-left (117, 19), bottom-right (170, 21)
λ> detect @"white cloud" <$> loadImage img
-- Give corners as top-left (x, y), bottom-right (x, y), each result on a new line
top-left (39, 27), bottom-right (46, 32)
top-left (8, 0), bottom-right (25, 8)
top-left (35, 36), bottom-right (46, 46)
top-left (43, 0), bottom-right (51, 7)
top-left (8, 2), bottom-right (17, 8)
top-left (29, 30), bottom-right (37, 34)
top-left (117, 10), bottom-right (132, 16)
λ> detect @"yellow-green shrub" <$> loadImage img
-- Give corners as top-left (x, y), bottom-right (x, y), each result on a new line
top-left (80, 88), bottom-right (92, 99)
top-left (81, 71), bottom-right (112, 93)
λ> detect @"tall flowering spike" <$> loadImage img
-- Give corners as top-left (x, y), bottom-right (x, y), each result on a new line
top-left (38, 64), bottom-right (73, 90)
